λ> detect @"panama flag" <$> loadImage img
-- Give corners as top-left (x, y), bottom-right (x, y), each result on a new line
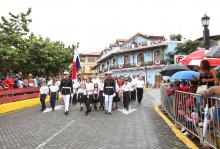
top-left (71, 48), bottom-right (81, 82)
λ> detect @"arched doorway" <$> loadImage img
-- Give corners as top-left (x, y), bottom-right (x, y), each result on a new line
top-left (137, 53), bottom-right (145, 66)
top-left (155, 71), bottom-right (162, 87)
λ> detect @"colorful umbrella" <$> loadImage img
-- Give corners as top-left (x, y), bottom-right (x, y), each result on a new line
top-left (206, 45), bottom-right (220, 58)
top-left (188, 58), bottom-right (220, 66)
top-left (160, 64), bottom-right (189, 76)
top-left (181, 49), bottom-right (220, 66)
top-left (180, 49), bottom-right (207, 65)
top-left (170, 71), bottom-right (199, 81)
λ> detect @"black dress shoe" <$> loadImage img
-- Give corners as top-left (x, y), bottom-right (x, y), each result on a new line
top-left (80, 107), bottom-right (83, 111)
top-left (52, 107), bottom-right (54, 111)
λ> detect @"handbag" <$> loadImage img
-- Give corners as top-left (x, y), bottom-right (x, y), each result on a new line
top-left (196, 85), bottom-right (207, 94)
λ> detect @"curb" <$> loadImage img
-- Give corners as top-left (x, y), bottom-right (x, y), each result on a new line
top-left (154, 105), bottom-right (199, 149)
top-left (0, 96), bottom-right (51, 114)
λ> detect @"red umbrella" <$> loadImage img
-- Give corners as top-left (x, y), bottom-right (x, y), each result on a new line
top-left (180, 49), bottom-right (220, 66)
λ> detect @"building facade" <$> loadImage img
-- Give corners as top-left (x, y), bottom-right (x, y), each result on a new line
top-left (78, 52), bottom-right (100, 78)
top-left (92, 33), bottom-right (180, 87)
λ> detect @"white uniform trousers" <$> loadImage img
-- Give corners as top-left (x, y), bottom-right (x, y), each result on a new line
top-left (104, 94), bottom-right (114, 112)
top-left (63, 95), bottom-right (70, 112)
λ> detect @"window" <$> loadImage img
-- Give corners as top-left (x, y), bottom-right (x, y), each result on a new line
top-left (124, 55), bottom-right (130, 66)
top-left (83, 66), bottom-right (85, 73)
top-left (137, 53), bottom-right (144, 65)
top-left (87, 56), bottom-right (96, 62)
top-left (80, 57), bottom-right (85, 62)
top-left (154, 49), bottom-right (163, 65)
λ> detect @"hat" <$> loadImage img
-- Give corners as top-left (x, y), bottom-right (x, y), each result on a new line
top-left (64, 71), bottom-right (69, 75)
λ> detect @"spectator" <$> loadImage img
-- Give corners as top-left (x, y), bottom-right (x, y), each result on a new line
top-left (199, 60), bottom-right (217, 89)
top-left (6, 75), bottom-right (14, 89)
top-left (27, 73), bottom-right (34, 87)
top-left (166, 80), bottom-right (181, 96)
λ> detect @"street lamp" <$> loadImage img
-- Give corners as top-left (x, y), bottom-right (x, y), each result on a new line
top-left (201, 13), bottom-right (210, 50)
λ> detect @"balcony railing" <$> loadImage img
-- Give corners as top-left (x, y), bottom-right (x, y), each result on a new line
top-left (98, 60), bottom-right (165, 73)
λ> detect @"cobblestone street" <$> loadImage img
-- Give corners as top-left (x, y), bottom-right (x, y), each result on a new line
top-left (0, 89), bottom-right (187, 149)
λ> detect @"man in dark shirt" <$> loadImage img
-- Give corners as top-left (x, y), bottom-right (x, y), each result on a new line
top-left (59, 71), bottom-right (73, 115)
top-left (103, 71), bottom-right (116, 115)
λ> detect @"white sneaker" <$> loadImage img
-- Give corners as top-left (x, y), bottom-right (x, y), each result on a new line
top-left (183, 131), bottom-right (189, 136)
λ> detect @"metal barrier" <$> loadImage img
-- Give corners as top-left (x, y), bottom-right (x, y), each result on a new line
top-left (161, 84), bottom-right (220, 149)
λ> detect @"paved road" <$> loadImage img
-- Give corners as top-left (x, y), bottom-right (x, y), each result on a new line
top-left (0, 89), bottom-right (187, 149)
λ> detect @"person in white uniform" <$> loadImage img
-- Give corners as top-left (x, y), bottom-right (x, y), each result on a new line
top-left (49, 80), bottom-right (59, 111)
top-left (121, 78), bottom-right (131, 111)
top-left (103, 71), bottom-right (116, 115)
top-left (136, 75), bottom-right (145, 106)
top-left (39, 81), bottom-right (49, 111)
top-left (85, 77), bottom-right (94, 116)
top-left (59, 71), bottom-right (73, 115)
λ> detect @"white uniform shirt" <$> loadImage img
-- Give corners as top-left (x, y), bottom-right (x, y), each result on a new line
top-left (85, 82), bottom-right (94, 95)
top-left (56, 80), bottom-right (61, 88)
top-left (92, 78), bottom-right (100, 85)
top-left (40, 86), bottom-right (49, 94)
top-left (130, 80), bottom-right (137, 91)
top-left (77, 88), bottom-right (86, 95)
top-left (136, 80), bottom-right (145, 88)
top-left (49, 85), bottom-right (59, 92)
top-left (121, 84), bottom-right (131, 92)
top-left (72, 82), bottom-right (80, 94)
top-left (98, 81), bottom-right (104, 91)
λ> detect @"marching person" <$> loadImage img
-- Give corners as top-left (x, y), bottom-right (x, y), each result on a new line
top-left (77, 83), bottom-right (86, 111)
top-left (59, 71), bottom-right (73, 115)
top-left (136, 75), bottom-right (145, 106)
top-left (121, 78), bottom-right (131, 111)
top-left (85, 77), bottom-right (94, 116)
top-left (93, 83), bottom-right (99, 111)
top-left (130, 76), bottom-right (137, 102)
top-left (49, 79), bottom-right (59, 111)
top-left (72, 81), bottom-right (80, 105)
top-left (39, 81), bottom-right (49, 112)
top-left (113, 81), bottom-right (120, 110)
top-left (98, 76), bottom-right (105, 111)
top-left (104, 71), bottom-right (116, 115)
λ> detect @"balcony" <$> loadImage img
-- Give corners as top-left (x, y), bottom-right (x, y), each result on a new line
top-left (97, 60), bottom-right (165, 73)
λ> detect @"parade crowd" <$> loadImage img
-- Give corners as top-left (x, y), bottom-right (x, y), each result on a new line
top-left (164, 60), bottom-right (220, 140)
top-left (39, 71), bottom-right (145, 116)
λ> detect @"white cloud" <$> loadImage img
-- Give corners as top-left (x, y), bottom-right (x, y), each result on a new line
top-left (0, 0), bottom-right (220, 52)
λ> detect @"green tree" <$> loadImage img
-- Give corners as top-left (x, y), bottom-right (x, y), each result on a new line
top-left (169, 34), bottom-right (182, 41)
top-left (166, 40), bottom-right (202, 64)
top-left (0, 8), bottom-right (74, 77)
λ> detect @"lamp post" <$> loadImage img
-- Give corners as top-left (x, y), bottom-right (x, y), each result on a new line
top-left (201, 13), bottom-right (210, 50)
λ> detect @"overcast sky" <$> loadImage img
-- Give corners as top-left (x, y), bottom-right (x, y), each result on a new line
top-left (0, 0), bottom-right (220, 52)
